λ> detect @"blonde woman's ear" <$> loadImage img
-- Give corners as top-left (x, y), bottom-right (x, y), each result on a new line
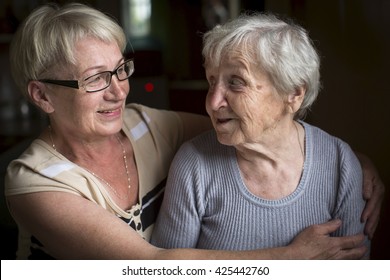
top-left (27, 81), bottom-right (55, 113)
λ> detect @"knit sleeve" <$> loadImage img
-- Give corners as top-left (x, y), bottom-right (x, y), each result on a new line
top-left (332, 139), bottom-right (370, 257)
top-left (150, 140), bottom-right (205, 248)
top-left (332, 140), bottom-right (364, 232)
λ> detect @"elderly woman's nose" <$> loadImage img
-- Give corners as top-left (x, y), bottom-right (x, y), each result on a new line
top-left (208, 83), bottom-right (227, 108)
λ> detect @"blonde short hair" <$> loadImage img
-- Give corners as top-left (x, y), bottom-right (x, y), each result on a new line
top-left (10, 2), bottom-right (127, 98)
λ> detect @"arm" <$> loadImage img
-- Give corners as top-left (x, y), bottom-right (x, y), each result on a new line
top-left (151, 142), bottom-right (202, 248)
top-left (158, 220), bottom-right (367, 259)
top-left (355, 152), bottom-right (385, 239)
top-left (7, 192), bottom-right (157, 259)
top-left (332, 146), bottom-right (370, 258)
top-left (8, 192), bottom-right (366, 259)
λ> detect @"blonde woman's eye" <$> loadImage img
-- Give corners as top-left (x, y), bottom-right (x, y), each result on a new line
top-left (89, 75), bottom-right (103, 84)
top-left (84, 73), bottom-right (106, 88)
top-left (117, 65), bottom-right (125, 75)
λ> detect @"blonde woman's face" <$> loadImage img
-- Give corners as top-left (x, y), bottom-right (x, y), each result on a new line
top-left (48, 37), bottom-right (129, 140)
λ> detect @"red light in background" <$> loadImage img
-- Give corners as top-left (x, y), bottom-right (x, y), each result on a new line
top-left (144, 82), bottom-right (154, 93)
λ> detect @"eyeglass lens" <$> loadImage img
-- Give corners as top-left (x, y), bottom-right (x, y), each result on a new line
top-left (84, 60), bottom-right (134, 92)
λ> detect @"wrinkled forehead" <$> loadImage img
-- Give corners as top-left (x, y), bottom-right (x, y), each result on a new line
top-left (204, 41), bottom-right (259, 68)
top-left (204, 42), bottom-right (259, 71)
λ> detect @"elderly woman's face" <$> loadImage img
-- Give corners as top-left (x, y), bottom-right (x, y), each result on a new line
top-left (48, 37), bottom-right (129, 139)
top-left (205, 52), bottom-right (290, 146)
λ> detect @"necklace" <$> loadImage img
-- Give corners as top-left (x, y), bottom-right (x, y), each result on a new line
top-left (48, 125), bottom-right (131, 200)
top-left (294, 121), bottom-right (305, 169)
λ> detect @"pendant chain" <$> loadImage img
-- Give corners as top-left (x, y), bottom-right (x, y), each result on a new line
top-left (294, 121), bottom-right (305, 170)
top-left (48, 126), bottom-right (131, 200)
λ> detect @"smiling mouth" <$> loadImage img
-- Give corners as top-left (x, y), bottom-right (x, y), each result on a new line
top-left (98, 108), bottom-right (120, 114)
top-left (216, 118), bottom-right (233, 124)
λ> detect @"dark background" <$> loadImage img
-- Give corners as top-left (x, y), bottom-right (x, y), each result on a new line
top-left (1, 0), bottom-right (389, 259)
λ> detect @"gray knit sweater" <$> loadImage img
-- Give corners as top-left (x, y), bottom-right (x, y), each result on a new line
top-left (151, 122), bottom-right (369, 253)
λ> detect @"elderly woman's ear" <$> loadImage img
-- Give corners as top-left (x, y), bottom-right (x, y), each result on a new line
top-left (287, 86), bottom-right (305, 114)
top-left (27, 81), bottom-right (55, 113)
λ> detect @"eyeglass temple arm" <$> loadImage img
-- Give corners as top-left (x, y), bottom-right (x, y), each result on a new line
top-left (38, 79), bottom-right (79, 89)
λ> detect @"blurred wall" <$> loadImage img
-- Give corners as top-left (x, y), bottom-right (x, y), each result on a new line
top-left (264, 0), bottom-right (389, 259)
top-left (0, 0), bottom-right (388, 259)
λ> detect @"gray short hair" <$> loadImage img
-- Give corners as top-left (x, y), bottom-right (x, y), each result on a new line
top-left (10, 3), bottom-right (127, 98)
top-left (202, 12), bottom-right (321, 119)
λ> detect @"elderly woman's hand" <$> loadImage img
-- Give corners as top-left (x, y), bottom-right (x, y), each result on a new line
top-left (356, 152), bottom-right (385, 239)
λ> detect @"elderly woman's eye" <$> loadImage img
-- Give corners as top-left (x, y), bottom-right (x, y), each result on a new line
top-left (229, 78), bottom-right (244, 87)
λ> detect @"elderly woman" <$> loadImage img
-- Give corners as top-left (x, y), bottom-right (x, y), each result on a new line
top-left (151, 13), bottom-right (373, 258)
top-left (5, 3), bottom-right (381, 259)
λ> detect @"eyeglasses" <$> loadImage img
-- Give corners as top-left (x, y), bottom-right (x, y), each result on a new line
top-left (38, 59), bottom-right (134, 93)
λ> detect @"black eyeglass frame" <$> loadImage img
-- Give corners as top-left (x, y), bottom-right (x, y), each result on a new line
top-left (38, 59), bottom-right (134, 93)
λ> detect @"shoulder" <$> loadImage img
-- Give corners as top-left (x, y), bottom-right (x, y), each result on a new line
top-left (173, 130), bottom-right (230, 167)
top-left (303, 121), bottom-right (354, 152)
top-left (181, 130), bottom-right (221, 154)
top-left (7, 139), bottom-right (58, 172)
top-left (5, 140), bottom-right (78, 196)
top-left (302, 122), bottom-right (360, 170)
